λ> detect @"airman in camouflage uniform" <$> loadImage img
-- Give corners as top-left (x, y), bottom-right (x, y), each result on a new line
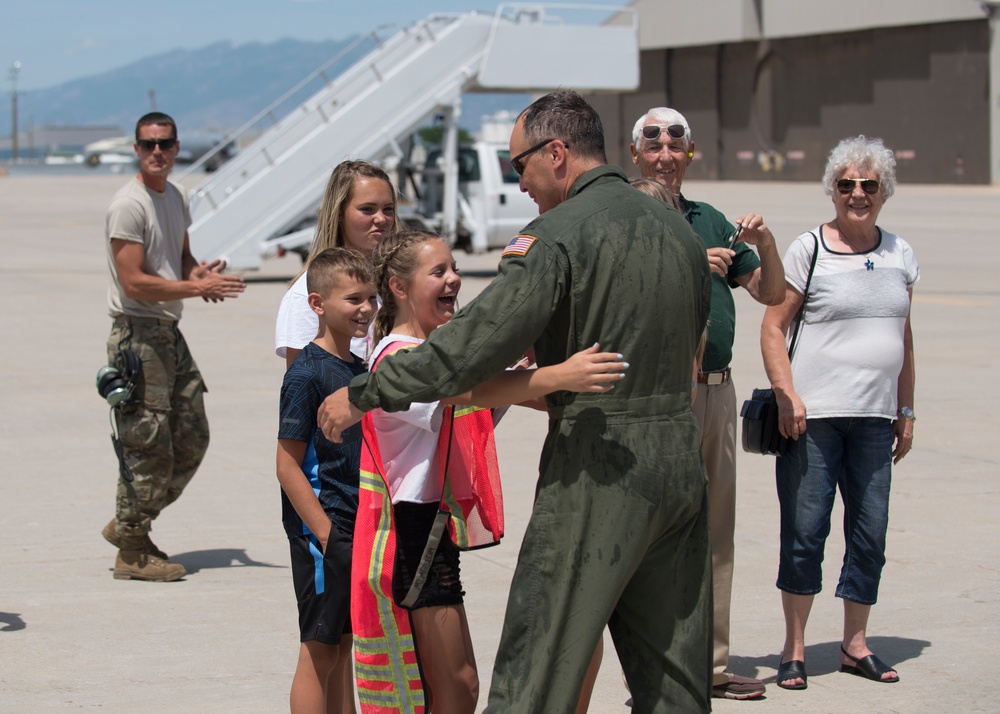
top-left (102, 112), bottom-right (244, 582)
top-left (318, 92), bottom-right (714, 713)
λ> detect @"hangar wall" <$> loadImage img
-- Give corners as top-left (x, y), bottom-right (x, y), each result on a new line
top-left (589, 19), bottom-right (990, 184)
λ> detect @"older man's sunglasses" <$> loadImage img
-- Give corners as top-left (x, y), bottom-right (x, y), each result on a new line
top-left (836, 178), bottom-right (880, 195)
top-left (136, 137), bottom-right (177, 152)
top-left (641, 124), bottom-right (686, 141)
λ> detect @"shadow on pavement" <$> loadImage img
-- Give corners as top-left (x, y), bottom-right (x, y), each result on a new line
top-left (0, 612), bottom-right (27, 632)
top-left (731, 635), bottom-right (931, 682)
top-left (171, 548), bottom-right (285, 575)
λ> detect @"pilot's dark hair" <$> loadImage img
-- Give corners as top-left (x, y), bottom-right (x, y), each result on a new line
top-left (135, 112), bottom-right (177, 140)
top-left (518, 90), bottom-right (607, 164)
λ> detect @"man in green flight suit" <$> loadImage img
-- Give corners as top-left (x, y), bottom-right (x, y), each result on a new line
top-left (319, 91), bottom-right (713, 713)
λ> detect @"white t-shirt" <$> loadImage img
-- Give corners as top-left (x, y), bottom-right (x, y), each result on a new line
top-left (786, 227), bottom-right (919, 420)
top-left (274, 272), bottom-right (377, 361)
top-left (369, 335), bottom-right (447, 504)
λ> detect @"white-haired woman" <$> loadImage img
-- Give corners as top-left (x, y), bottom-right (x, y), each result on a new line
top-left (761, 136), bottom-right (918, 690)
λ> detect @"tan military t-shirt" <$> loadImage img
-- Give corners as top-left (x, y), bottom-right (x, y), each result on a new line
top-left (106, 177), bottom-right (191, 320)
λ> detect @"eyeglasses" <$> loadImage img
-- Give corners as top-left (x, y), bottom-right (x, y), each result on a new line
top-left (511, 138), bottom-right (567, 176)
top-left (836, 178), bottom-right (880, 195)
top-left (641, 124), bottom-right (686, 141)
top-left (136, 137), bottom-right (177, 152)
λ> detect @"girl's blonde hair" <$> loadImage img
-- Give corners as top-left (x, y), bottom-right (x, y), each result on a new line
top-left (370, 230), bottom-right (443, 345)
top-left (292, 160), bottom-right (402, 283)
top-left (630, 177), bottom-right (681, 210)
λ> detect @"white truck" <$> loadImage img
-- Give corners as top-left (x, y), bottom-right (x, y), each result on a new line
top-left (404, 140), bottom-right (539, 251)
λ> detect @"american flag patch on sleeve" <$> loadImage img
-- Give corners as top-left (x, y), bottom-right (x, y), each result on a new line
top-left (502, 235), bottom-right (537, 257)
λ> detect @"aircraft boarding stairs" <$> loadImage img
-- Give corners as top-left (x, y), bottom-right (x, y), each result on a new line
top-left (186, 4), bottom-right (638, 270)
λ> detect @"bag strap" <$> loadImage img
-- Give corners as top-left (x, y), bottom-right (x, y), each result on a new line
top-left (399, 509), bottom-right (449, 609)
top-left (786, 231), bottom-right (819, 361)
top-left (362, 338), bottom-right (449, 608)
top-left (367, 341), bottom-right (457, 609)
top-left (398, 406), bottom-right (455, 609)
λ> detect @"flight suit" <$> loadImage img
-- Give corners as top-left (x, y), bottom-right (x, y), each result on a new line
top-left (349, 165), bottom-right (713, 713)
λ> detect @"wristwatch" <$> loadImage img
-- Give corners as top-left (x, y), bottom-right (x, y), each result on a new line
top-left (897, 406), bottom-right (915, 420)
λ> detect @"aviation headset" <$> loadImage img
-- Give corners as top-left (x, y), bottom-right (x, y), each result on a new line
top-left (96, 348), bottom-right (143, 482)
top-left (96, 348), bottom-right (142, 407)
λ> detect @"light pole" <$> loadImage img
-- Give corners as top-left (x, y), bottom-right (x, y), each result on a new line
top-left (9, 61), bottom-right (20, 162)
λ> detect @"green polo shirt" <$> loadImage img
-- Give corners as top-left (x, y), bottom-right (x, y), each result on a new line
top-left (679, 194), bottom-right (760, 372)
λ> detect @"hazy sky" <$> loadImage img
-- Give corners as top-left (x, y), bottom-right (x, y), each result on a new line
top-left (5, 0), bottom-right (632, 91)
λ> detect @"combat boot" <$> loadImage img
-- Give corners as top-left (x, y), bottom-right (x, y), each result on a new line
top-left (114, 535), bottom-right (185, 582)
top-left (102, 518), bottom-right (168, 559)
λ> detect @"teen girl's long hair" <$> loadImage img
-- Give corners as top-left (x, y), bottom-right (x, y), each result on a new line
top-left (291, 160), bottom-right (402, 284)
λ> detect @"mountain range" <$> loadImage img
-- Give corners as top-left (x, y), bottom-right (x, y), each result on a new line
top-left (2, 38), bottom-right (528, 140)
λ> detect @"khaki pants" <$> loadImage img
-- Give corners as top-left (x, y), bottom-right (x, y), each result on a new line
top-left (693, 377), bottom-right (738, 686)
top-left (108, 317), bottom-right (209, 538)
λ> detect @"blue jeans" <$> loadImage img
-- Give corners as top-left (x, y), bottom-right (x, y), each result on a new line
top-left (775, 417), bottom-right (893, 605)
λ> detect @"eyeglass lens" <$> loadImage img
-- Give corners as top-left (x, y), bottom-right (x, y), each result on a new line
top-left (641, 124), bottom-right (685, 141)
top-left (511, 138), bottom-right (556, 176)
top-left (138, 138), bottom-right (177, 151)
top-left (836, 178), bottom-right (880, 195)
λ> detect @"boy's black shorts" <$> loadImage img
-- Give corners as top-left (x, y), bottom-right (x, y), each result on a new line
top-left (289, 520), bottom-right (352, 644)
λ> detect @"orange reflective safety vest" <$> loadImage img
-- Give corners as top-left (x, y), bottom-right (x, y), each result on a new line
top-left (352, 341), bottom-right (504, 713)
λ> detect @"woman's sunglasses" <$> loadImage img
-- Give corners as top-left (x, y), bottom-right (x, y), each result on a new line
top-left (641, 124), bottom-right (686, 141)
top-left (836, 178), bottom-right (880, 195)
top-left (136, 137), bottom-right (177, 152)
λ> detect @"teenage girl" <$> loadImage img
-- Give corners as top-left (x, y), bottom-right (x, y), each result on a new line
top-left (353, 230), bottom-right (626, 714)
top-left (276, 160), bottom-right (402, 367)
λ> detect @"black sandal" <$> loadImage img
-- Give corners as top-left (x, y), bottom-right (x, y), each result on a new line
top-left (840, 646), bottom-right (899, 683)
top-left (776, 658), bottom-right (807, 690)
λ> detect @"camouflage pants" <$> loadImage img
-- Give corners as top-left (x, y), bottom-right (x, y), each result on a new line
top-left (108, 317), bottom-right (209, 538)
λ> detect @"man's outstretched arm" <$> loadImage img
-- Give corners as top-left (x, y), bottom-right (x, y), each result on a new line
top-left (318, 238), bottom-right (565, 442)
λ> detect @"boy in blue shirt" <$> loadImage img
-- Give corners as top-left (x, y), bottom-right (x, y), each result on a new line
top-left (276, 248), bottom-right (377, 713)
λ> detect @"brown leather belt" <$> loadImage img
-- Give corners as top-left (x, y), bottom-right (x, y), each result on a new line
top-left (697, 367), bottom-right (731, 386)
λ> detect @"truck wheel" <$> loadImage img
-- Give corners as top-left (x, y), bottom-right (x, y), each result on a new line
top-left (204, 153), bottom-right (223, 173)
top-left (401, 218), bottom-right (428, 231)
top-left (453, 232), bottom-right (473, 254)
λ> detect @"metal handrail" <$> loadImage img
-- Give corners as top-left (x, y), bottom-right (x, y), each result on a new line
top-left (176, 25), bottom-right (396, 178)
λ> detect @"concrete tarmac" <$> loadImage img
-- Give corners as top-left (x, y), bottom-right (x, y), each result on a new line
top-left (0, 169), bottom-right (997, 713)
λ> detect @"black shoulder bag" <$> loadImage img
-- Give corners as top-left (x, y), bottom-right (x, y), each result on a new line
top-left (740, 232), bottom-right (819, 455)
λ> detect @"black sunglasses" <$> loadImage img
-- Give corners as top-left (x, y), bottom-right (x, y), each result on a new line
top-left (136, 137), bottom-right (177, 152)
top-left (511, 138), bottom-right (568, 176)
top-left (836, 178), bottom-right (880, 195)
top-left (640, 124), bottom-right (686, 141)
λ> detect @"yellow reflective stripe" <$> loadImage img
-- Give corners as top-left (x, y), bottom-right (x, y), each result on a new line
top-left (357, 687), bottom-right (425, 710)
top-left (357, 466), bottom-right (425, 713)
top-left (452, 404), bottom-right (488, 418)
top-left (441, 480), bottom-right (469, 549)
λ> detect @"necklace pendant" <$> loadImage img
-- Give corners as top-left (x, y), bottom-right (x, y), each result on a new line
top-left (865, 258), bottom-right (875, 271)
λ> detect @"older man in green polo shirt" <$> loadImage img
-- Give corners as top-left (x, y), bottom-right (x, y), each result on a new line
top-left (630, 106), bottom-right (785, 701)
